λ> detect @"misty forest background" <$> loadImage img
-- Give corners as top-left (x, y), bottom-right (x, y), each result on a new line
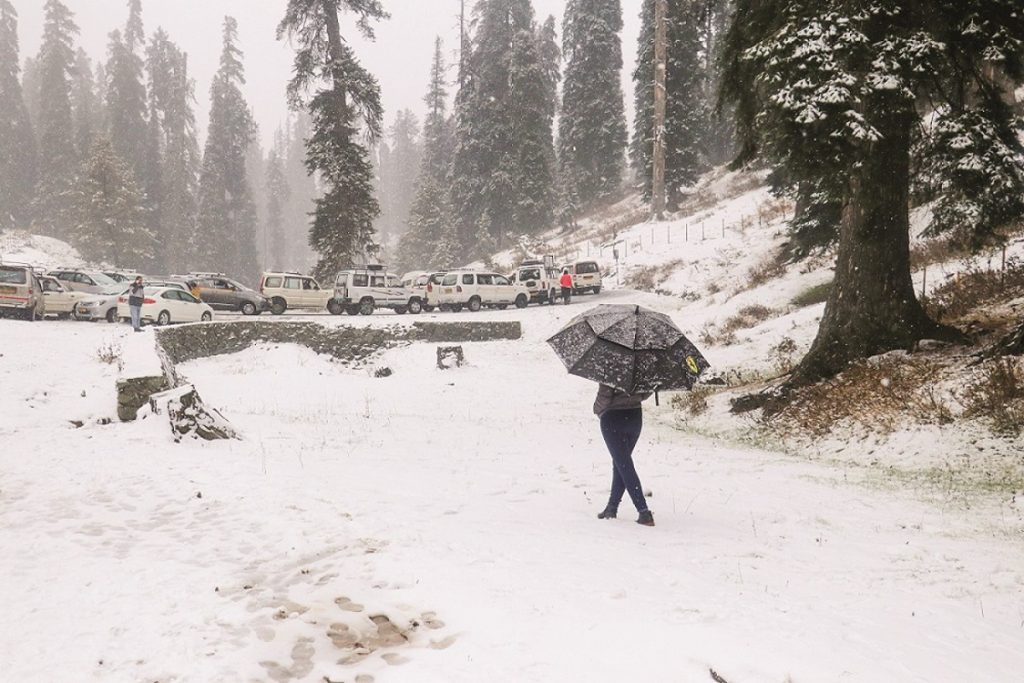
top-left (2, 0), bottom-right (1024, 384)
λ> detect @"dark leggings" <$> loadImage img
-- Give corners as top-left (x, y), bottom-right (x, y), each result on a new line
top-left (599, 408), bottom-right (647, 513)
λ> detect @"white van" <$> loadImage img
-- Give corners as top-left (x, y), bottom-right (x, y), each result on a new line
top-left (436, 269), bottom-right (530, 312)
top-left (333, 265), bottom-right (423, 315)
top-left (565, 260), bottom-right (603, 294)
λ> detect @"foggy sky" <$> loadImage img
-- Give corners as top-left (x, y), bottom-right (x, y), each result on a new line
top-left (12, 0), bottom-right (641, 150)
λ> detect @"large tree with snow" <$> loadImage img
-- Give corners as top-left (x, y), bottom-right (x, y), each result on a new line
top-left (559, 0), bottom-right (626, 207)
top-left (722, 0), bottom-right (1024, 385)
top-left (277, 0), bottom-right (386, 282)
top-left (0, 0), bottom-right (37, 230)
top-left (195, 16), bottom-right (259, 280)
top-left (31, 0), bottom-right (78, 238)
top-left (70, 137), bottom-right (155, 268)
top-left (105, 0), bottom-right (149, 188)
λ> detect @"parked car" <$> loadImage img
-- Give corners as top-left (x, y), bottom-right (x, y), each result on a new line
top-left (116, 286), bottom-right (214, 325)
top-left (38, 275), bottom-right (91, 319)
top-left (259, 271), bottom-right (338, 315)
top-left (0, 262), bottom-right (44, 321)
top-left (46, 269), bottom-right (121, 294)
top-left (436, 269), bottom-right (530, 312)
top-left (564, 260), bottom-right (603, 294)
top-left (401, 271), bottom-right (448, 312)
top-left (510, 260), bottom-right (563, 304)
top-left (191, 274), bottom-right (269, 315)
top-left (73, 283), bottom-right (136, 322)
top-left (333, 265), bottom-right (423, 315)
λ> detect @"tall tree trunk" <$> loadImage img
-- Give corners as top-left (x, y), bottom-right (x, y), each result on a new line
top-left (790, 105), bottom-right (966, 385)
top-left (321, 0), bottom-right (346, 109)
top-left (651, 0), bottom-right (667, 219)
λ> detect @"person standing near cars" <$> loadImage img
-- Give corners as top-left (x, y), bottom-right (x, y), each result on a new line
top-left (594, 384), bottom-right (655, 526)
top-left (189, 280), bottom-right (201, 300)
top-left (128, 276), bottom-right (144, 332)
top-left (559, 268), bottom-right (573, 305)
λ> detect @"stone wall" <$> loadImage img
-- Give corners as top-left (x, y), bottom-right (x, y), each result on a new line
top-left (154, 320), bottom-right (522, 366)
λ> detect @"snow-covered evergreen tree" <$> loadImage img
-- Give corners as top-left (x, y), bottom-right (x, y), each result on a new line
top-left (0, 0), bottom-right (37, 230)
top-left (70, 137), bottom-right (155, 268)
top-left (195, 16), bottom-right (259, 282)
top-left (451, 0), bottom-right (556, 258)
top-left (105, 0), bottom-right (149, 188)
top-left (70, 48), bottom-right (99, 163)
top-left (721, 0), bottom-right (1024, 384)
top-left (632, 0), bottom-right (708, 209)
top-left (376, 109), bottom-right (421, 252)
top-left (283, 112), bottom-right (317, 271)
top-left (21, 55), bottom-right (40, 133)
top-left (147, 30), bottom-right (199, 273)
top-left (559, 0), bottom-right (626, 207)
top-left (32, 0), bottom-right (78, 238)
top-left (264, 147), bottom-right (290, 271)
top-left (278, 0), bottom-right (386, 282)
top-left (398, 37), bottom-right (456, 272)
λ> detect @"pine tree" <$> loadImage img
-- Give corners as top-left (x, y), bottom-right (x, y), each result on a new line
top-left (398, 37), bottom-right (457, 272)
top-left (632, 0), bottom-right (708, 209)
top-left (147, 30), bottom-right (199, 273)
top-left (283, 112), bottom-right (317, 270)
top-left (0, 0), bottom-right (37, 230)
top-left (378, 108), bottom-right (421, 248)
top-left (32, 0), bottom-right (78, 238)
top-left (21, 55), bottom-right (40, 132)
top-left (451, 0), bottom-right (556, 258)
top-left (70, 137), bottom-right (155, 268)
top-left (559, 0), bottom-right (626, 207)
top-left (71, 48), bottom-right (99, 163)
top-left (278, 0), bottom-right (387, 282)
top-left (264, 147), bottom-right (290, 270)
top-left (721, 0), bottom-right (1024, 385)
top-left (105, 0), bottom-right (149, 186)
top-left (195, 16), bottom-right (259, 281)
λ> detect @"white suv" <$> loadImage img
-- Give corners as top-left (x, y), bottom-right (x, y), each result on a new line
top-left (436, 270), bottom-right (530, 312)
top-left (333, 266), bottom-right (423, 315)
top-left (401, 271), bottom-right (446, 312)
top-left (510, 261), bottom-right (563, 304)
top-left (259, 272), bottom-right (338, 315)
top-left (565, 260), bottom-right (603, 294)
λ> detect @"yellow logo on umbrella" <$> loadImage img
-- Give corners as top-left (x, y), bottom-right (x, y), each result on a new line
top-left (685, 356), bottom-right (700, 374)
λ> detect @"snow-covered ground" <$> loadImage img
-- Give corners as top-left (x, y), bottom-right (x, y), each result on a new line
top-left (2, 304), bottom-right (1023, 682)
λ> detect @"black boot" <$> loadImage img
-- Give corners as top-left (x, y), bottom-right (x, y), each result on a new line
top-left (597, 506), bottom-right (617, 519)
top-left (636, 510), bottom-right (654, 526)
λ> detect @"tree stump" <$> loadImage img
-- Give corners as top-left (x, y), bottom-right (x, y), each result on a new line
top-left (151, 385), bottom-right (238, 442)
top-left (436, 346), bottom-right (465, 370)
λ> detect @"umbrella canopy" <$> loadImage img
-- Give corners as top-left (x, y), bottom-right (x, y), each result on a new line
top-left (546, 304), bottom-right (710, 393)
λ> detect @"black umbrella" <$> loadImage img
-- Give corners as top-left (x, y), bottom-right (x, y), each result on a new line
top-left (546, 304), bottom-right (710, 394)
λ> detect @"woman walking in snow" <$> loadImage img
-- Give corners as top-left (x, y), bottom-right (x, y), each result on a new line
top-left (594, 384), bottom-right (654, 526)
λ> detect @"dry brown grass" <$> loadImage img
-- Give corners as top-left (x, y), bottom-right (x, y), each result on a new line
top-left (962, 357), bottom-right (1024, 435)
top-left (737, 249), bottom-right (788, 293)
top-left (623, 259), bottom-right (685, 293)
top-left (923, 257), bottom-right (1024, 323)
top-left (909, 236), bottom-right (965, 270)
top-left (766, 354), bottom-right (957, 438)
top-left (671, 385), bottom-right (714, 417)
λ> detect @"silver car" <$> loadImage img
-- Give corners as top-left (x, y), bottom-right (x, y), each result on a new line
top-left (74, 283), bottom-right (132, 323)
top-left (47, 269), bottom-right (121, 294)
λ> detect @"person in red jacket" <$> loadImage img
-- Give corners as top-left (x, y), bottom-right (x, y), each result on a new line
top-left (559, 268), bottom-right (573, 305)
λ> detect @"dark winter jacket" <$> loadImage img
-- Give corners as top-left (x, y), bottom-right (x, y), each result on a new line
top-left (593, 384), bottom-right (652, 417)
top-left (129, 283), bottom-right (144, 307)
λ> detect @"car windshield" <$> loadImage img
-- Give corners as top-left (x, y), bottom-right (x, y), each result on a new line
top-left (82, 272), bottom-right (117, 286)
top-left (100, 284), bottom-right (125, 295)
top-left (519, 268), bottom-right (541, 280)
top-left (229, 280), bottom-right (251, 291)
top-left (0, 266), bottom-right (27, 284)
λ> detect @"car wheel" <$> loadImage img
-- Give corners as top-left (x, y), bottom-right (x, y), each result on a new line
top-left (106, 308), bottom-right (117, 323)
top-left (394, 306), bottom-right (407, 315)
top-left (345, 305), bottom-right (360, 315)
top-left (201, 311), bottom-right (212, 322)
top-left (450, 303), bottom-right (463, 313)
top-left (423, 304), bottom-right (435, 312)
top-left (270, 298), bottom-right (286, 315)
top-left (241, 301), bottom-right (258, 316)
top-left (515, 294), bottom-right (528, 309)
top-left (593, 286), bottom-right (601, 294)
top-left (408, 299), bottom-right (422, 314)
top-left (468, 296), bottom-right (482, 312)
top-left (359, 298), bottom-right (375, 315)
top-left (157, 310), bottom-right (171, 326)
top-left (327, 300), bottom-right (343, 315)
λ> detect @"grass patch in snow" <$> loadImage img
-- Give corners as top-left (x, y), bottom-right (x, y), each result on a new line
top-left (623, 259), bottom-right (687, 294)
top-left (923, 257), bottom-right (1024, 323)
top-left (791, 281), bottom-right (832, 308)
top-left (961, 357), bottom-right (1024, 436)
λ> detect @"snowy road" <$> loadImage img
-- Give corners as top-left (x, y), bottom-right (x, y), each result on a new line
top-left (1, 306), bottom-right (1023, 682)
